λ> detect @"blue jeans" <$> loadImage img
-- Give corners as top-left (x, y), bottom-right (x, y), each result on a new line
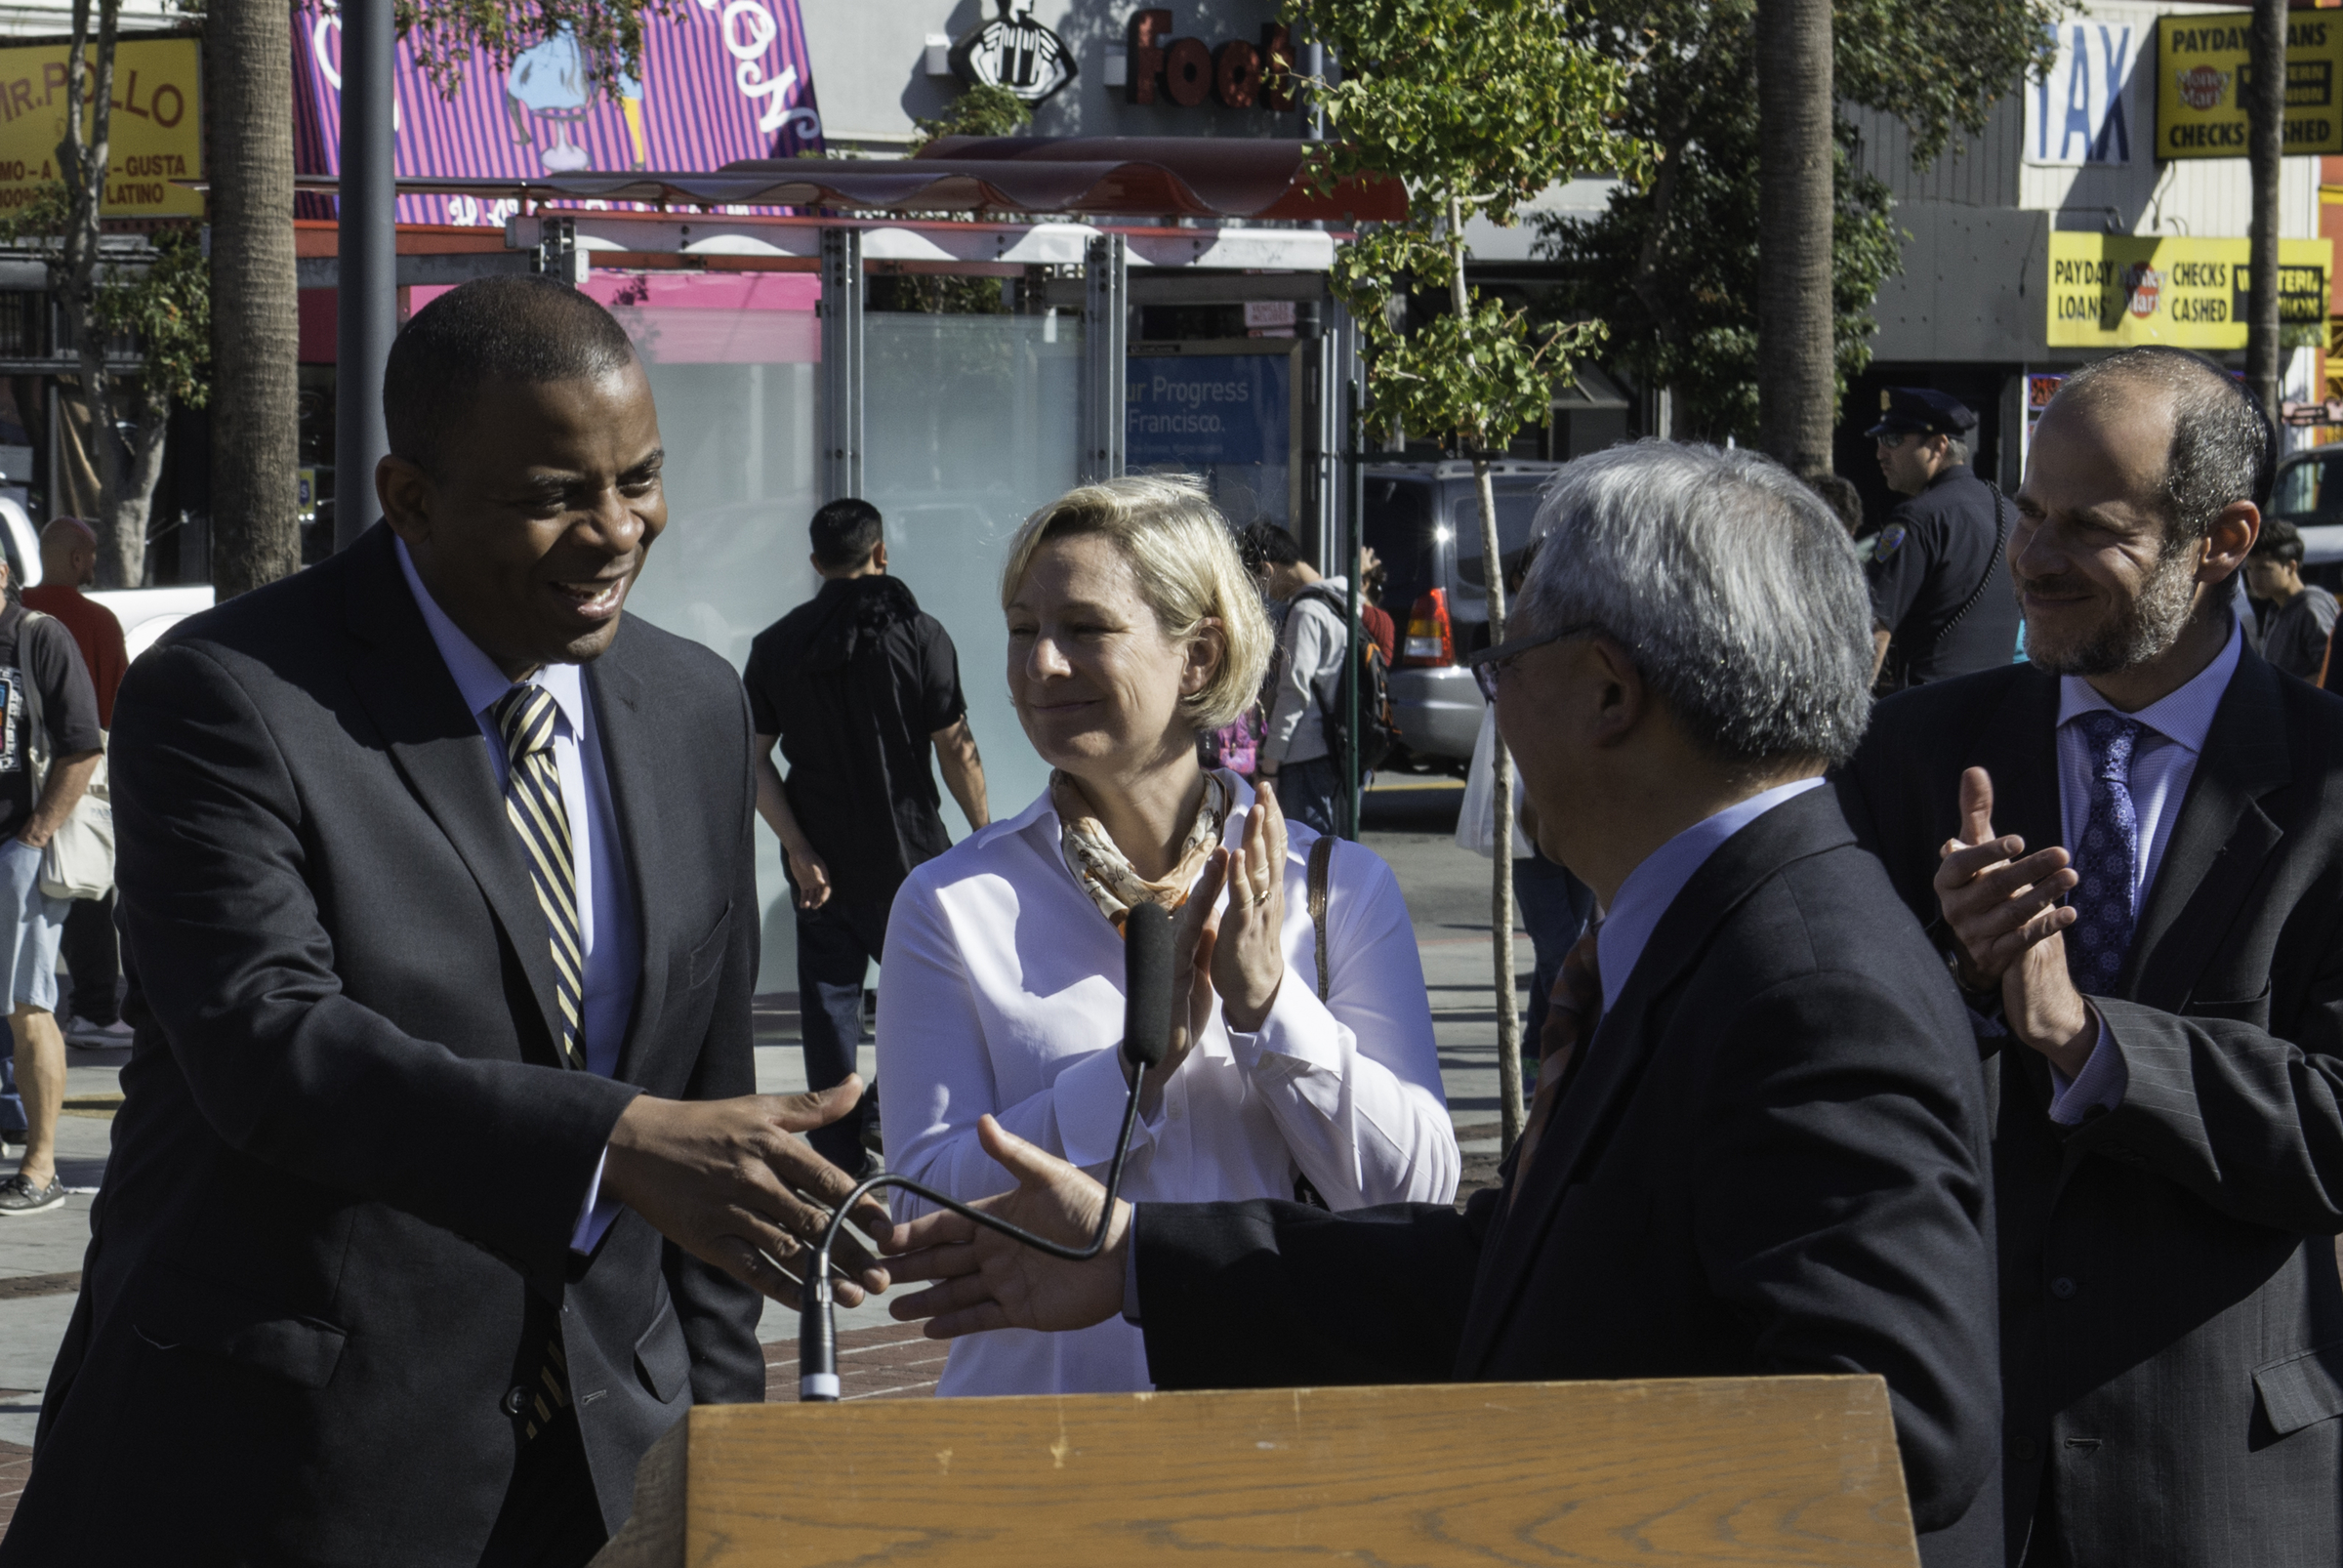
top-left (796, 895), bottom-right (889, 1175)
top-left (1515, 846), bottom-right (1595, 1086)
top-left (1276, 754), bottom-right (1344, 839)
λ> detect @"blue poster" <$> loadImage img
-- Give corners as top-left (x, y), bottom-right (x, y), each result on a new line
top-left (1127, 352), bottom-right (1292, 524)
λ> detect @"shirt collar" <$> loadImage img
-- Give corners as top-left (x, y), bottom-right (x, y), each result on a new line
top-left (2054, 618), bottom-right (2241, 755)
top-left (1594, 776), bottom-right (1827, 1014)
top-left (394, 536), bottom-right (585, 737)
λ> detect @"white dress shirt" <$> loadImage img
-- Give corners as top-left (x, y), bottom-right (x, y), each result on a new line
top-left (2044, 622), bottom-right (2242, 1123)
top-left (1596, 778), bottom-right (1827, 1013)
top-left (396, 539), bottom-right (640, 1249)
top-left (877, 772), bottom-right (1458, 1396)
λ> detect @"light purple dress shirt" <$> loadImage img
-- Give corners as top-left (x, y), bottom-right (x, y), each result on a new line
top-left (396, 539), bottom-right (640, 1250)
top-left (2045, 622), bottom-right (2242, 1123)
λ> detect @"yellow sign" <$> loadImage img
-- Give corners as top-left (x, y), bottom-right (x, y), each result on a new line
top-left (2158, 10), bottom-right (2343, 158)
top-left (0, 38), bottom-right (201, 220)
top-left (2047, 234), bottom-right (2333, 348)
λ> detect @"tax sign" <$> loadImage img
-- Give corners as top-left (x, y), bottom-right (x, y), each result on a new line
top-left (2158, 10), bottom-right (2343, 156)
top-left (2047, 233), bottom-right (2332, 347)
top-left (0, 37), bottom-right (202, 219)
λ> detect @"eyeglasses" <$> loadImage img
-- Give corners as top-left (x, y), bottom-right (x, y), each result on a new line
top-left (1463, 621), bottom-right (1601, 701)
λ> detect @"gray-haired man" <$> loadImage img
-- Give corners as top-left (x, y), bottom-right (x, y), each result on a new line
top-left (879, 442), bottom-right (2006, 1568)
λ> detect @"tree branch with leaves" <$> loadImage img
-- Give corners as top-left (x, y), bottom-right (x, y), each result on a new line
top-left (1296, 0), bottom-right (1643, 1147)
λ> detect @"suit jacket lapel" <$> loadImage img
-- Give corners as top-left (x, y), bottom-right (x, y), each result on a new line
top-left (586, 641), bottom-right (670, 1085)
top-left (1453, 788), bottom-right (1853, 1378)
top-left (2120, 650), bottom-right (2290, 1010)
top-left (339, 525), bottom-right (568, 1061)
top-left (1973, 666), bottom-right (2063, 871)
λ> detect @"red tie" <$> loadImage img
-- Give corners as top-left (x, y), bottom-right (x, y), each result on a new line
top-left (1509, 930), bottom-right (1601, 1205)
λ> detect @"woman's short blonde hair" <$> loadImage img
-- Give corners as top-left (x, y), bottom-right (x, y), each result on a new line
top-left (1000, 475), bottom-right (1273, 733)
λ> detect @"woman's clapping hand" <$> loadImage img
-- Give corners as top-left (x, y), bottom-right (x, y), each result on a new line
top-left (1127, 784), bottom-right (1293, 1110)
top-left (1212, 782), bottom-right (1289, 1033)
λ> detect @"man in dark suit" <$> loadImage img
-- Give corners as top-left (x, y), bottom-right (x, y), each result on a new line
top-left (1836, 345), bottom-right (2343, 1566)
top-left (2, 278), bottom-right (892, 1566)
top-left (880, 442), bottom-right (2005, 1567)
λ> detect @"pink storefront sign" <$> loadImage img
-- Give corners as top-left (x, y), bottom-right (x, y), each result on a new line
top-left (408, 270), bottom-right (820, 364)
top-left (293, 0), bottom-right (823, 227)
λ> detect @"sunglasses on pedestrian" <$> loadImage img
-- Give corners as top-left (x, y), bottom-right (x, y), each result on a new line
top-left (1463, 621), bottom-right (1602, 701)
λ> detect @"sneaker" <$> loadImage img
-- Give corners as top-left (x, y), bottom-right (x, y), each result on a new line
top-left (0, 1173), bottom-right (64, 1216)
top-left (65, 1017), bottom-right (133, 1049)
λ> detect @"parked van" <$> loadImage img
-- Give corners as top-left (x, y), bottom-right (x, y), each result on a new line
top-left (1364, 459), bottom-right (1565, 767)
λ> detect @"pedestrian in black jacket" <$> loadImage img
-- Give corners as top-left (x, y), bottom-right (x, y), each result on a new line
top-left (882, 439), bottom-right (2006, 1568)
top-left (1836, 344), bottom-right (2343, 1567)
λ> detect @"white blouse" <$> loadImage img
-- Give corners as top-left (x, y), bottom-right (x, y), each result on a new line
top-left (875, 774), bottom-right (1458, 1396)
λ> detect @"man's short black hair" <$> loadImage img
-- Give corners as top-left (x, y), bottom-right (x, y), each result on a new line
top-left (383, 277), bottom-right (638, 475)
top-left (2059, 346), bottom-right (2276, 550)
top-left (2254, 515), bottom-right (2306, 564)
top-left (1237, 519), bottom-right (1302, 575)
top-left (809, 498), bottom-right (884, 569)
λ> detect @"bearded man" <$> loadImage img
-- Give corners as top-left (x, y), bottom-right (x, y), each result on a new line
top-left (1837, 346), bottom-right (2343, 1567)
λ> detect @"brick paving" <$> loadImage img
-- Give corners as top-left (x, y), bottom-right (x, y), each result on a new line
top-left (764, 1321), bottom-right (952, 1403)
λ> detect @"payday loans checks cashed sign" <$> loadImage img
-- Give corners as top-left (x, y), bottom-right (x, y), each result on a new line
top-left (2047, 233), bottom-right (2333, 348)
top-left (2158, 9), bottom-right (2343, 157)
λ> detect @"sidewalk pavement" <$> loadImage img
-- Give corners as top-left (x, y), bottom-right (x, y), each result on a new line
top-left (0, 779), bottom-right (1521, 1509)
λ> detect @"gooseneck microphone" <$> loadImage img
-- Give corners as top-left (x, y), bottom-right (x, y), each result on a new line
top-left (799, 900), bottom-right (1175, 1401)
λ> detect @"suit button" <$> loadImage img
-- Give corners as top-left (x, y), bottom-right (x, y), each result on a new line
top-left (2011, 1435), bottom-right (2038, 1463)
top-left (503, 1384), bottom-right (529, 1417)
top-left (2050, 1276), bottom-right (2077, 1300)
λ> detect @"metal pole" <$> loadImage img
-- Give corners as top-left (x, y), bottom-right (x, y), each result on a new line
top-left (818, 227), bottom-right (864, 502)
top-left (2244, 0), bottom-right (2285, 423)
top-left (1080, 232), bottom-right (1127, 484)
top-left (334, 0), bottom-right (395, 550)
top-left (1344, 313), bottom-right (1365, 839)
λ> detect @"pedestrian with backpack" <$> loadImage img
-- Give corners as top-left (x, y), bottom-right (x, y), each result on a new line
top-left (1242, 521), bottom-right (1395, 837)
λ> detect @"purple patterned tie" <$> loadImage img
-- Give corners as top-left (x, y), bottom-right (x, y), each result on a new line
top-left (2068, 711), bottom-right (2143, 992)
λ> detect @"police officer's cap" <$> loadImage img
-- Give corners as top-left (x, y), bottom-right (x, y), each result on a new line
top-left (1867, 387), bottom-right (1977, 439)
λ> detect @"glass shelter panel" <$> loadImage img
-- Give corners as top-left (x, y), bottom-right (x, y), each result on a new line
top-left (594, 271), bottom-right (824, 991)
top-left (864, 310), bottom-right (1086, 832)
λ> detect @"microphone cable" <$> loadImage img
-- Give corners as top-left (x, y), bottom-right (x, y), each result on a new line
top-left (799, 899), bottom-right (1175, 1402)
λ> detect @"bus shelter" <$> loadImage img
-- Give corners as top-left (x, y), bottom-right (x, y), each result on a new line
top-left (295, 136), bottom-right (1398, 979)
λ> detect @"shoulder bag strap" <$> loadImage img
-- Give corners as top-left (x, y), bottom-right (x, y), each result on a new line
top-left (1914, 483), bottom-right (2011, 660)
top-left (16, 608), bottom-right (46, 792)
top-left (1308, 833), bottom-right (1335, 1002)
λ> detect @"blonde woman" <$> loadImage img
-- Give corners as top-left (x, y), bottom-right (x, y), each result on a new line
top-left (876, 476), bottom-right (1458, 1396)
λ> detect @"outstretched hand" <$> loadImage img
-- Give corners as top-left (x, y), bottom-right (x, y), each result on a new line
top-left (884, 1116), bottom-right (1130, 1339)
top-left (602, 1075), bottom-right (896, 1309)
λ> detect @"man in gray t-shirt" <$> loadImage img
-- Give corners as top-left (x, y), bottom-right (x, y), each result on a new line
top-left (1241, 521), bottom-right (1351, 837)
top-left (2246, 517), bottom-right (2339, 683)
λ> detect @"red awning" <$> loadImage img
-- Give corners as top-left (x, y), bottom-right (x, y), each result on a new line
top-left (275, 137), bottom-right (1405, 221)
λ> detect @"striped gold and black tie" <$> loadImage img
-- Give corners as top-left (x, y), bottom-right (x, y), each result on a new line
top-left (490, 684), bottom-right (586, 1073)
top-left (490, 683), bottom-right (582, 1441)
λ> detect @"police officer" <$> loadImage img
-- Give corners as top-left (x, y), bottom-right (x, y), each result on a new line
top-left (1865, 387), bottom-right (2022, 689)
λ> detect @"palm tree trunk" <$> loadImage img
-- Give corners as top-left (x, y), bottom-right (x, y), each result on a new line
top-left (2244, 0), bottom-right (2286, 422)
top-left (1450, 190), bottom-right (1526, 1150)
top-left (205, 0), bottom-right (302, 597)
top-left (1754, 0), bottom-right (1834, 476)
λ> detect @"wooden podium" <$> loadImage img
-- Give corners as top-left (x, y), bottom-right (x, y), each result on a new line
top-left (590, 1374), bottom-right (1920, 1567)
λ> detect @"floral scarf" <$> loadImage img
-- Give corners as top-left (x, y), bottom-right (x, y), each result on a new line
top-left (1052, 768), bottom-right (1233, 930)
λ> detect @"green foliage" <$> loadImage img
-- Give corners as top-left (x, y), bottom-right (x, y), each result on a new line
top-left (97, 226), bottom-right (210, 409)
top-left (1537, 115), bottom-right (1896, 443)
top-left (1295, 0), bottom-right (1645, 449)
top-left (395, 0), bottom-right (668, 98)
top-left (0, 186), bottom-right (211, 408)
top-left (872, 85), bottom-right (1038, 316)
top-left (1535, 0), bottom-right (2054, 441)
top-left (911, 82), bottom-right (1034, 147)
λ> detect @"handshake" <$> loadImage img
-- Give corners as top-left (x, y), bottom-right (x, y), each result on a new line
top-left (605, 1076), bottom-right (1126, 1337)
